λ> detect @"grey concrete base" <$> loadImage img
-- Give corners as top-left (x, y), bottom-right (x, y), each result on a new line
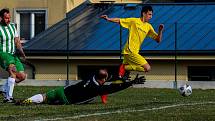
top-left (133, 80), bottom-right (176, 89)
top-left (0, 79), bottom-right (79, 87)
top-left (1, 79), bottom-right (215, 89)
top-left (133, 80), bottom-right (215, 89)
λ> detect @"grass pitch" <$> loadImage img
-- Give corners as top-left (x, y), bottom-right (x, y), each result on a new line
top-left (1, 86), bottom-right (215, 121)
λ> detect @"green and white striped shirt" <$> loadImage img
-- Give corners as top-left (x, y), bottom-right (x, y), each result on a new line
top-left (0, 23), bottom-right (18, 54)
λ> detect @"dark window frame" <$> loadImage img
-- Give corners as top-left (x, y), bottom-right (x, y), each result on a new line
top-left (188, 66), bottom-right (215, 81)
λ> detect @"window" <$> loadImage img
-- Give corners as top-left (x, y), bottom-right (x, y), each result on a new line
top-left (35, 13), bottom-right (45, 35)
top-left (20, 13), bottom-right (31, 40)
top-left (15, 9), bottom-right (47, 40)
top-left (188, 66), bottom-right (215, 81)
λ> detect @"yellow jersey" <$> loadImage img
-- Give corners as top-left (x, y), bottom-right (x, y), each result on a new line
top-left (120, 18), bottom-right (158, 54)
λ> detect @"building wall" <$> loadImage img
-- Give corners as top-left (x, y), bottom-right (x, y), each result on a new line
top-left (30, 59), bottom-right (68, 80)
top-left (0, 0), bottom-right (86, 27)
top-left (66, 0), bottom-right (86, 13)
top-left (30, 58), bottom-right (120, 80)
top-left (1, 56), bottom-right (214, 81)
top-left (25, 56), bottom-right (215, 81)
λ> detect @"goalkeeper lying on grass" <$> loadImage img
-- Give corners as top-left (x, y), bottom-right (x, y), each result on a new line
top-left (16, 69), bottom-right (145, 105)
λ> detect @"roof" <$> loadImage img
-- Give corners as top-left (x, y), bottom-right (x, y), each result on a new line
top-left (24, 2), bottom-right (215, 55)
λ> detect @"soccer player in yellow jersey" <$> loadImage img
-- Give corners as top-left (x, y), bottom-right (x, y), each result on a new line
top-left (100, 5), bottom-right (164, 78)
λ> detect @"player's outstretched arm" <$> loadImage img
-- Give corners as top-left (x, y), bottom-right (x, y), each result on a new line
top-left (99, 74), bottom-right (145, 95)
top-left (99, 80), bottom-right (133, 95)
top-left (99, 74), bottom-right (135, 95)
top-left (100, 15), bottom-right (120, 24)
top-left (155, 24), bottom-right (164, 43)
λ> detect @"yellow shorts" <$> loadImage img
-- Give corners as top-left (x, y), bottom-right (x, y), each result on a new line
top-left (122, 53), bottom-right (148, 67)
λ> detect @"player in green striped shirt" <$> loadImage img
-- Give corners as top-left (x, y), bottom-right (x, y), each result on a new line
top-left (0, 8), bottom-right (26, 103)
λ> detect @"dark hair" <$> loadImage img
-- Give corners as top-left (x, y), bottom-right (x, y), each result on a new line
top-left (141, 5), bottom-right (153, 16)
top-left (0, 8), bottom-right (9, 18)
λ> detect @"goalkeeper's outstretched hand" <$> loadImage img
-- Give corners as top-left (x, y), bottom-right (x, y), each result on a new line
top-left (132, 74), bottom-right (146, 84)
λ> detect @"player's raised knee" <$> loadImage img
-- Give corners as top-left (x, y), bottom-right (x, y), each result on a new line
top-left (144, 65), bottom-right (151, 72)
top-left (16, 72), bottom-right (26, 83)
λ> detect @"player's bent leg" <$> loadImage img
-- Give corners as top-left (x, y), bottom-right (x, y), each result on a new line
top-left (135, 66), bottom-right (145, 72)
top-left (124, 64), bottom-right (146, 72)
top-left (15, 72), bottom-right (26, 83)
top-left (46, 87), bottom-right (69, 105)
top-left (124, 64), bottom-right (134, 71)
top-left (142, 63), bottom-right (151, 72)
top-left (118, 64), bottom-right (126, 77)
top-left (14, 57), bottom-right (26, 83)
top-left (118, 64), bottom-right (130, 80)
top-left (7, 77), bottom-right (15, 97)
top-left (27, 94), bottom-right (44, 104)
top-left (1, 80), bottom-right (8, 99)
top-left (124, 53), bottom-right (148, 72)
top-left (3, 64), bottom-right (17, 103)
top-left (28, 94), bottom-right (44, 104)
top-left (124, 55), bottom-right (151, 72)
top-left (15, 94), bottom-right (46, 105)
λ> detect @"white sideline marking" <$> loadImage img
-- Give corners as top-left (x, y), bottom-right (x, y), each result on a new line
top-left (37, 102), bottom-right (215, 121)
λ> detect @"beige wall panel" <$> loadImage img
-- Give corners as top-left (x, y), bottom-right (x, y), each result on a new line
top-left (90, 0), bottom-right (143, 3)
top-left (31, 59), bottom-right (67, 80)
top-left (66, 0), bottom-right (85, 12)
top-left (144, 60), bottom-right (176, 81)
top-left (0, 1), bottom-right (16, 8)
top-left (72, 59), bottom-right (119, 65)
top-left (47, 0), bottom-right (66, 26)
top-left (71, 63), bottom-right (77, 80)
top-left (14, 0), bottom-right (47, 7)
